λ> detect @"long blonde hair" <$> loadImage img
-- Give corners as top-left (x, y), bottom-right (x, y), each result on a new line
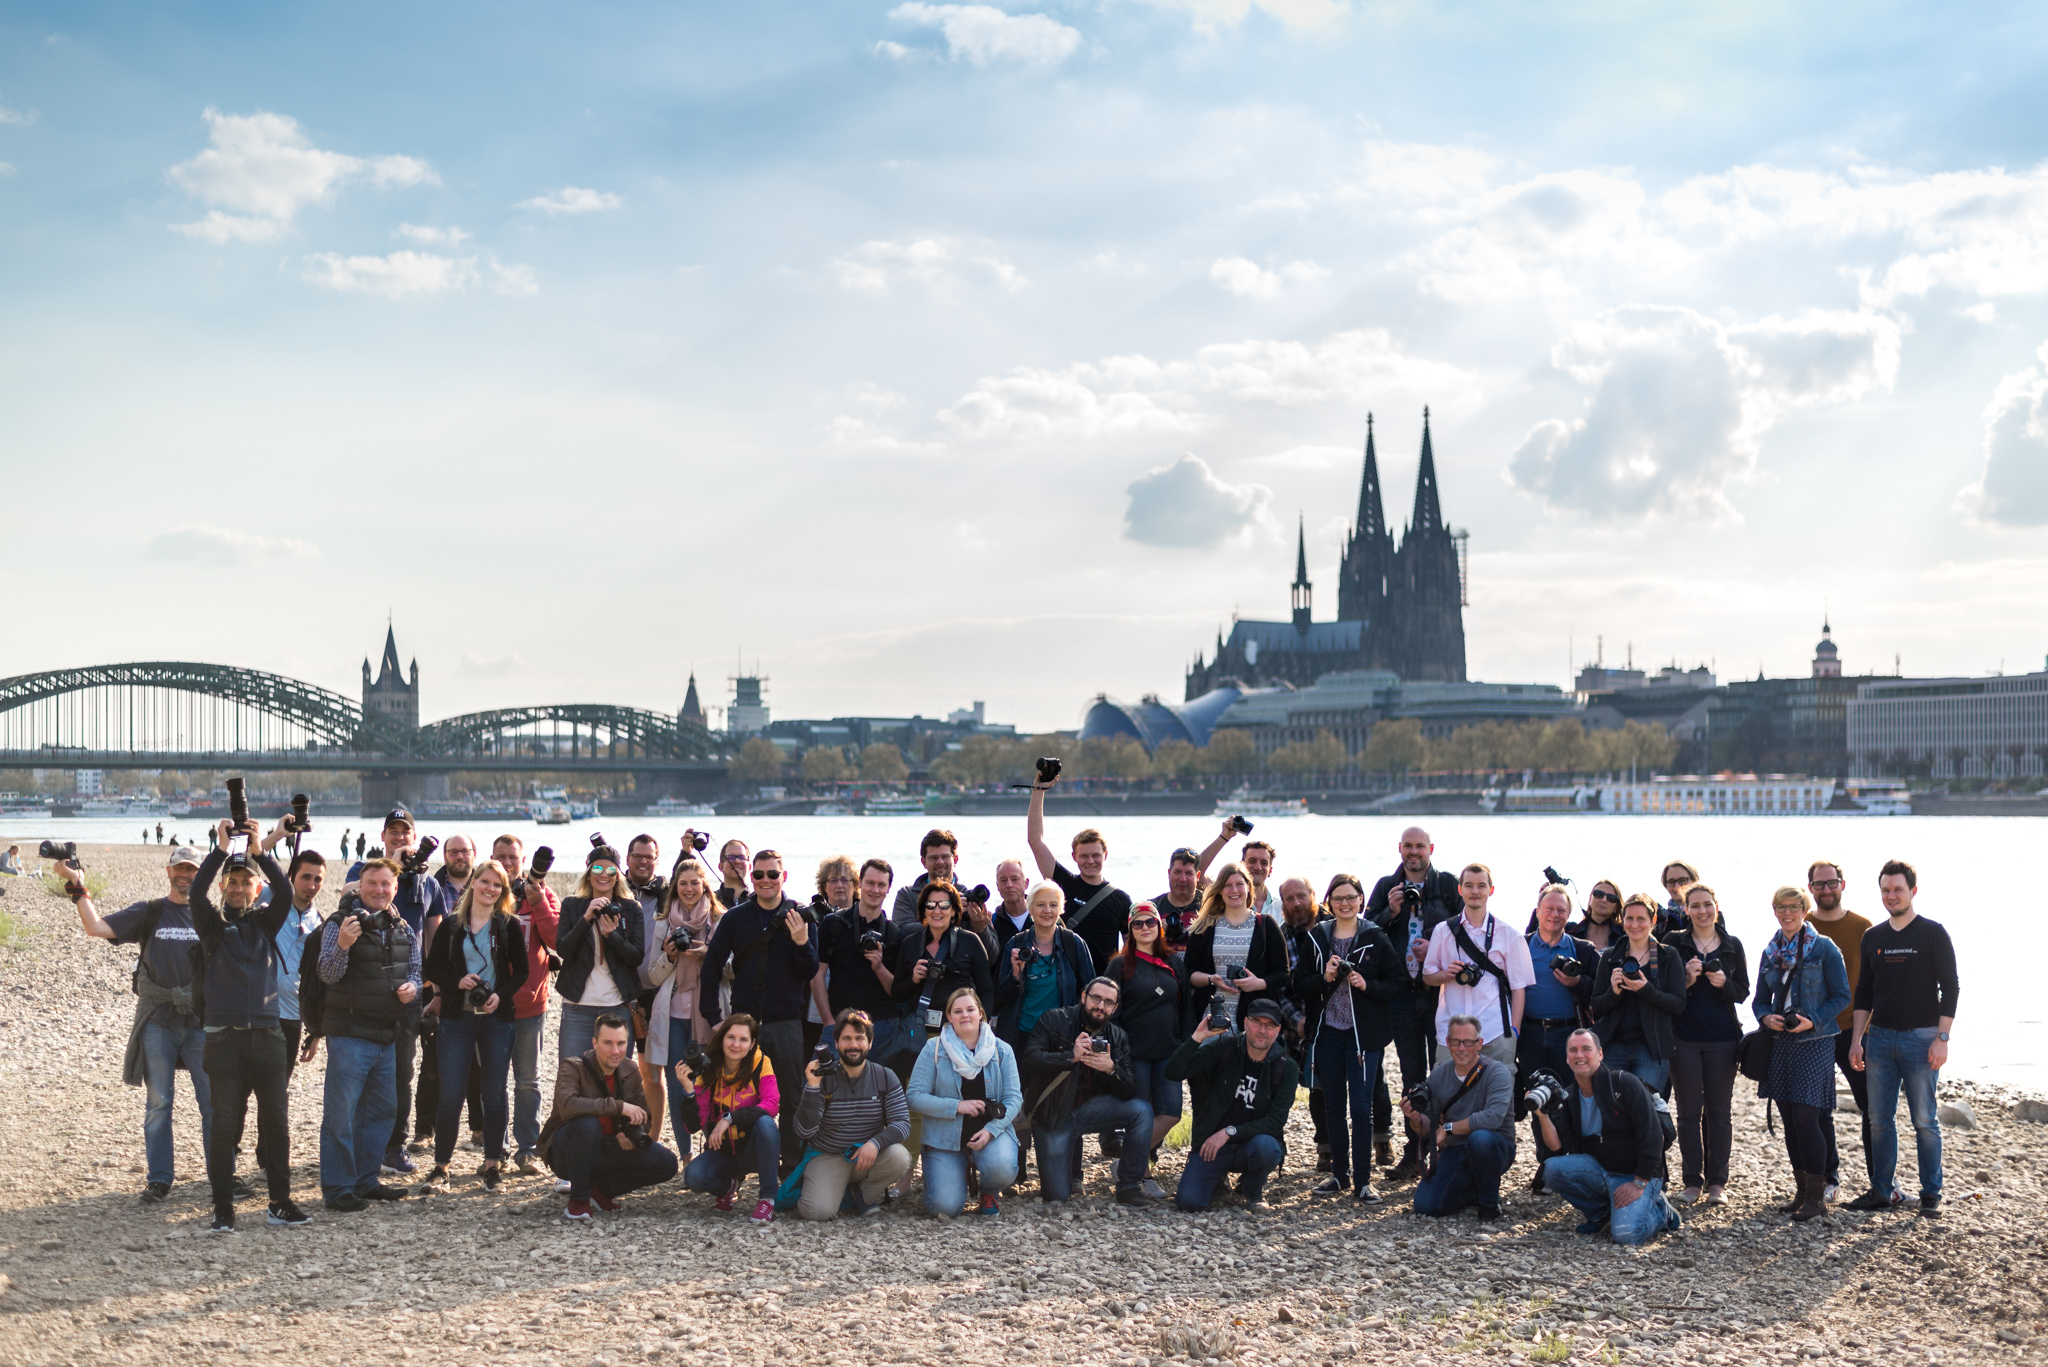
top-left (452, 859), bottom-right (514, 923)
top-left (1193, 860), bottom-right (1254, 936)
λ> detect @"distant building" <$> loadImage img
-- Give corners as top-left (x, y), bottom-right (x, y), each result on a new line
top-left (362, 625), bottom-right (420, 734)
top-left (1847, 669), bottom-right (2048, 780)
top-left (728, 676), bottom-right (769, 735)
top-left (1205, 670), bottom-right (1576, 758)
top-left (1711, 622), bottom-right (1892, 778)
top-left (1079, 687), bottom-right (1251, 751)
top-left (679, 673), bottom-right (706, 730)
top-left (1185, 411), bottom-right (1468, 697)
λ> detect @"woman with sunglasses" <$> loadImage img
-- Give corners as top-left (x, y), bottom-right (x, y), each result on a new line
top-left (1666, 882), bottom-right (1748, 1205)
top-left (1752, 886), bottom-right (1852, 1222)
top-left (1293, 873), bottom-right (1404, 1202)
top-left (421, 857), bottom-right (529, 1191)
top-left (641, 854), bottom-right (721, 1159)
top-left (556, 840), bottom-right (646, 1067)
top-left (1567, 880), bottom-right (1624, 954)
top-left (1658, 862), bottom-right (1701, 940)
top-left (1589, 893), bottom-right (1687, 1093)
top-left (892, 881), bottom-right (995, 1041)
top-left (1185, 861), bottom-right (1287, 1030)
top-left (1113, 902), bottom-right (1189, 1173)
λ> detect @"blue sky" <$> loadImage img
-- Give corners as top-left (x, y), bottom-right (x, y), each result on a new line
top-left (5, 1), bottom-right (2048, 731)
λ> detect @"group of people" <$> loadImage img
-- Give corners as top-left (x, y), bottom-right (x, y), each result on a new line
top-left (60, 776), bottom-right (1958, 1245)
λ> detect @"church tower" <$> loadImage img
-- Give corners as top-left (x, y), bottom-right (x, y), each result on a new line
top-left (1391, 410), bottom-right (1468, 682)
top-left (361, 624), bottom-right (420, 733)
top-left (1290, 517), bottom-right (1313, 634)
top-left (1337, 414), bottom-right (1395, 664)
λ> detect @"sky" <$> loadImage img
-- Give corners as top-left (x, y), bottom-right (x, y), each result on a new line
top-left (5, 1), bottom-right (2048, 734)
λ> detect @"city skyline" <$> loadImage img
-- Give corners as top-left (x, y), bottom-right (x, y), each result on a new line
top-left (4, 4), bottom-right (2048, 732)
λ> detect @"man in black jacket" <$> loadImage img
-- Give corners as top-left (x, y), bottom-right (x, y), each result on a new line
top-left (818, 860), bottom-right (921, 1076)
top-left (1535, 1029), bottom-right (1679, 1244)
top-left (1021, 978), bottom-right (1158, 1206)
top-left (1368, 826), bottom-right (1460, 1179)
top-left (187, 819), bottom-right (307, 1232)
top-left (700, 849), bottom-right (820, 1173)
top-left (1166, 1001), bottom-right (1299, 1212)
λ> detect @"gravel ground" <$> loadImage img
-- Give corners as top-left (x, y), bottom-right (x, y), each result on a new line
top-left (2, 844), bottom-right (2045, 1367)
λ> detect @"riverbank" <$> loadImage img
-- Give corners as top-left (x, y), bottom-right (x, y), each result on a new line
top-left (0, 845), bottom-right (2042, 1367)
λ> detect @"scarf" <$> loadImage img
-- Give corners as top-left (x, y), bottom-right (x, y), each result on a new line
top-left (1131, 949), bottom-right (1174, 973)
top-left (938, 1023), bottom-right (998, 1081)
top-left (1762, 921), bottom-right (1816, 973)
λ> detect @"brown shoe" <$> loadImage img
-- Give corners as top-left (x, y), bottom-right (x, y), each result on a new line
top-left (1789, 1171), bottom-right (1828, 1223)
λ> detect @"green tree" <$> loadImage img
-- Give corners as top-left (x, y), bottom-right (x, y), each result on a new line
top-left (859, 742), bottom-right (908, 783)
top-left (728, 737), bottom-right (785, 785)
top-left (1596, 720), bottom-right (1678, 774)
top-left (1152, 738), bottom-right (1200, 778)
top-left (1199, 729), bottom-right (1260, 775)
top-left (800, 745), bottom-right (849, 783)
top-left (1362, 718), bottom-right (1428, 774)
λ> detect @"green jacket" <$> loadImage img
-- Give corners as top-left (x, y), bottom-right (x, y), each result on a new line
top-left (1165, 1032), bottom-right (1298, 1148)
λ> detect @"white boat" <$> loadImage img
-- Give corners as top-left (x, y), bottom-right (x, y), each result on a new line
top-left (533, 803), bottom-right (572, 826)
top-left (1482, 785), bottom-right (1597, 814)
top-left (1838, 780), bottom-right (1912, 816)
top-left (813, 802), bottom-right (852, 816)
top-left (643, 797), bottom-right (718, 819)
top-left (1211, 786), bottom-right (1310, 818)
top-left (79, 798), bottom-right (174, 818)
top-left (863, 795), bottom-right (926, 816)
top-left (0, 801), bottom-right (49, 819)
top-left (568, 800), bottom-right (600, 820)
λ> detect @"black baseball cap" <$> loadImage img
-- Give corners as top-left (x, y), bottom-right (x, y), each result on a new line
top-left (1240, 1001), bottom-right (1284, 1026)
top-left (383, 807), bottom-right (415, 831)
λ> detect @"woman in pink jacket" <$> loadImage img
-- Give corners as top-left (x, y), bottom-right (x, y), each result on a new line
top-left (676, 1012), bottom-right (780, 1224)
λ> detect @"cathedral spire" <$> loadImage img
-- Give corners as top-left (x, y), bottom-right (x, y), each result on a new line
top-left (1291, 515), bottom-right (1312, 633)
top-left (1409, 406), bottom-right (1443, 535)
top-left (1355, 412), bottom-right (1386, 541)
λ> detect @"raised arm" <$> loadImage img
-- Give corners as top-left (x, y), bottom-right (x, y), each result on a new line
top-left (1025, 782), bottom-right (1058, 878)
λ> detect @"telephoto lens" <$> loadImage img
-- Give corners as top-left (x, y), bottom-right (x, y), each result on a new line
top-left (965, 884), bottom-right (990, 904)
top-left (530, 846), bottom-right (556, 876)
top-left (39, 839), bottom-right (78, 864)
top-left (812, 1040), bottom-right (842, 1078)
top-left (225, 776), bottom-right (249, 825)
top-left (290, 793), bottom-right (311, 833)
top-left (588, 831), bottom-right (609, 853)
top-left (224, 778), bottom-right (251, 869)
top-left (1523, 1070), bottom-right (1569, 1115)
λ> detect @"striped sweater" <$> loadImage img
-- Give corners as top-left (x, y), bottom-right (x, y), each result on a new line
top-left (793, 1063), bottom-right (911, 1152)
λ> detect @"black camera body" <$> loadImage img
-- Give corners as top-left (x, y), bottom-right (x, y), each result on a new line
top-left (1523, 1068), bottom-right (1570, 1117)
top-left (1400, 883), bottom-right (1424, 913)
top-left (1698, 955), bottom-right (1722, 974)
top-left (963, 883), bottom-right (990, 904)
top-left (224, 777), bottom-right (252, 870)
top-left (1454, 961), bottom-right (1483, 987)
top-left (812, 1040), bottom-right (842, 1078)
top-left (666, 923), bottom-right (694, 954)
top-left (1229, 814), bottom-right (1254, 835)
top-left (858, 929), bottom-right (884, 953)
top-left (620, 1122), bottom-right (652, 1150)
top-left (1542, 865), bottom-right (1569, 888)
top-left (287, 793), bottom-right (312, 834)
top-left (400, 835), bottom-right (439, 877)
top-left (1205, 995), bottom-right (1234, 1031)
top-left (687, 831), bottom-right (710, 852)
top-left (1089, 1036), bottom-right (1109, 1054)
top-left (1553, 952), bottom-right (1582, 979)
top-left (1035, 756), bottom-right (1062, 784)
top-left (465, 984), bottom-right (494, 1013)
top-left (530, 846), bottom-right (556, 876)
top-left (39, 839), bottom-right (78, 865)
top-left (681, 1033), bottom-right (707, 1068)
top-left (1621, 959), bottom-right (1644, 981)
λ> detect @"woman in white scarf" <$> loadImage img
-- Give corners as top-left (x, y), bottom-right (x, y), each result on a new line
top-left (641, 856), bottom-right (722, 1159)
top-left (907, 987), bottom-right (1023, 1217)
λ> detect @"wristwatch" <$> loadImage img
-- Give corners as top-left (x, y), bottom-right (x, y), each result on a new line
top-left (1936, 1032), bottom-right (1950, 1042)
top-left (1223, 1125), bottom-right (1239, 1138)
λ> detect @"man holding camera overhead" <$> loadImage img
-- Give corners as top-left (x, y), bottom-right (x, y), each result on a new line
top-left (1025, 765), bottom-right (1131, 978)
top-left (311, 857), bottom-right (421, 1211)
top-left (187, 815), bottom-right (306, 1231)
top-left (64, 841), bottom-right (223, 1206)
top-left (343, 807), bottom-right (446, 1178)
top-left (701, 849), bottom-right (820, 1175)
top-left (1368, 826), bottom-right (1461, 1181)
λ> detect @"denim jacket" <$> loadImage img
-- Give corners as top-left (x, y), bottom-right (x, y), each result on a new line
top-left (906, 1030), bottom-right (1023, 1152)
top-left (1751, 929), bottom-right (1851, 1040)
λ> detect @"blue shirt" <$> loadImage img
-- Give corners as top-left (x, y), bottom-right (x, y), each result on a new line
top-left (1578, 1091), bottom-right (1603, 1138)
top-left (462, 920), bottom-right (496, 993)
top-left (1017, 951), bottom-right (1061, 1034)
top-left (273, 902), bottom-right (322, 1022)
top-left (1525, 933), bottom-right (1580, 1021)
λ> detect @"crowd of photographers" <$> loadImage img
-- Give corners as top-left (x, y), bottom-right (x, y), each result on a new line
top-left (52, 764), bottom-right (1958, 1244)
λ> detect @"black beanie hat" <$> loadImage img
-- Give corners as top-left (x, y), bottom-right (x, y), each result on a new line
top-left (587, 841), bottom-right (621, 869)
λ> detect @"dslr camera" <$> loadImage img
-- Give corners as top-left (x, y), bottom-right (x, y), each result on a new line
top-left (400, 835), bottom-right (440, 876)
top-left (665, 923), bottom-right (695, 955)
top-left (1523, 1068), bottom-right (1570, 1117)
top-left (1620, 959), bottom-right (1644, 981)
top-left (963, 884), bottom-right (990, 905)
top-left (1553, 954), bottom-right (1583, 980)
top-left (1229, 814), bottom-right (1254, 836)
top-left (1205, 994), bottom-right (1234, 1031)
top-left (812, 1039), bottom-right (842, 1078)
top-left (1035, 756), bottom-right (1061, 784)
top-left (1454, 961), bottom-right (1483, 987)
top-left (1399, 882), bottom-right (1424, 914)
top-left (224, 777), bottom-right (252, 871)
top-left (686, 830), bottom-right (710, 852)
top-left (39, 839), bottom-right (79, 865)
top-left (512, 845), bottom-right (556, 903)
top-left (465, 984), bottom-right (494, 1012)
top-left (858, 928), bottom-right (885, 954)
top-left (286, 793), bottom-right (312, 834)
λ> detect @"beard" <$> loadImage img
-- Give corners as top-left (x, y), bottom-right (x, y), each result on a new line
top-left (837, 1048), bottom-right (868, 1070)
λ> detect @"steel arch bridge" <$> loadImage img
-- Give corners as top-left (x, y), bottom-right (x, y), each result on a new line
top-left (0, 661), bottom-right (723, 772)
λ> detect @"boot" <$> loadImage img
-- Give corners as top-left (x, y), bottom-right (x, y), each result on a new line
top-left (1789, 1170), bottom-right (1827, 1223)
top-left (1375, 1133), bottom-right (1395, 1169)
top-left (1315, 1143), bottom-right (1334, 1174)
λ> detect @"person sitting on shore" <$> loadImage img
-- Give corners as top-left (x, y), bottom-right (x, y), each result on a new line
top-left (0, 844), bottom-right (21, 875)
top-left (1535, 1028), bottom-right (1681, 1244)
top-left (537, 1013), bottom-right (677, 1220)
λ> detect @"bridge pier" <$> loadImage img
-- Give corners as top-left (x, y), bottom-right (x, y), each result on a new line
top-left (361, 770), bottom-right (446, 817)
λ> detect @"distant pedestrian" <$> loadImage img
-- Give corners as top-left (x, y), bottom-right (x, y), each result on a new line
top-left (356, 833), bottom-right (366, 859)
top-left (156, 823), bottom-right (165, 844)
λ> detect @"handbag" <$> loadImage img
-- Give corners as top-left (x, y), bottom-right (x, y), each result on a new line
top-left (1738, 930), bottom-right (1806, 1083)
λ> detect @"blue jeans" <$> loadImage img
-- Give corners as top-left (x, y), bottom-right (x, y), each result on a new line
top-left (1129, 1056), bottom-right (1184, 1118)
top-left (559, 1001), bottom-right (632, 1068)
top-left (921, 1132), bottom-right (1020, 1215)
top-left (682, 1115), bottom-right (780, 1201)
top-left (1174, 1132), bottom-right (1283, 1211)
top-left (321, 1035), bottom-right (397, 1199)
top-left (1314, 1024), bottom-right (1382, 1187)
top-left (1034, 1094), bottom-right (1154, 1200)
top-left (511, 1015), bottom-right (545, 1159)
top-left (1865, 1025), bottom-right (1943, 1198)
top-left (435, 1014), bottom-right (513, 1165)
top-left (1414, 1128), bottom-right (1514, 1214)
top-left (664, 1015), bottom-right (702, 1161)
top-left (140, 1020), bottom-right (215, 1187)
top-left (1542, 1153), bottom-right (1676, 1245)
top-left (1605, 1041), bottom-right (1670, 1095)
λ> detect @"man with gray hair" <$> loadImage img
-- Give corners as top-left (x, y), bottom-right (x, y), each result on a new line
top-left (1401, 1013), bottom-right (1515, 1221)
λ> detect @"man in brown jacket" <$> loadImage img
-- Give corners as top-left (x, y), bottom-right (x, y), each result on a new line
top-left (539, 1013), bottom-right (678, 1219)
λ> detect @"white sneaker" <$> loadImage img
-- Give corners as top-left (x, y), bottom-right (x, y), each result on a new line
top-left (554, 1178), bottom-right (572, 1192)
top-left (1822, 1182), bottom-right (1840, 1203)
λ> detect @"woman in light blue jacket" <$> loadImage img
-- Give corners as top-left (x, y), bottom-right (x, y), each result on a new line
top-left (908, 986), bottom-right (1023, 1217)
top-left (1751, 885), bottom-right (1853, 1223)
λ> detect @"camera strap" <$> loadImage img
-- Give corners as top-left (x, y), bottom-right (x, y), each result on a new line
top-left (1450, 915), bottom-right (1514, 1034)
top-left (1064, 881), bottom-right (1119, 936)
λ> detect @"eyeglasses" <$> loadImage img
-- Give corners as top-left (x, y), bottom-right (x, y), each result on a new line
top-left (1809, 879), bottom-right (1843, 891)
top-left (1084, 994), bottom-right (1119, 1008)
top-left (825, 875), bottom-right (854, 884)
top-left (1446, 1036), bottom-right (1482, 1049)
top-left (1328, 892), bottom-right (1362, 905)
top-left (750, 870), bottom-right (783, 882)
top-left (1129, 917), bottom-right (1161, 929)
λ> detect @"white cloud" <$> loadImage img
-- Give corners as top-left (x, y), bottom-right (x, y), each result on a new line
top-left (937, 327), bottom-right (1472, 441)
top-left (1209, 256), bottom-right (1327, 298)
top-left (1957, 341), bottom-right (2048, 529)
top-left (489, 260), bottom-right (539, 296)
top-left (144, 524), bottom-right (319, 567)
top-left (1130, 0), bottom-right (1349, 31)
top-left (1510, 305), bottom-right (1901, 520)
top-left (0, 97), bottom-right (37, 125)
top-left (885, 4), bottom-right (1082, 67)
top-left (167, 108), bottom-right (435, 241)
top-left (517, 186), bottom-right (623, 215)
top-left (459, 652), bottom-right (526, 679)
top-left (303, 250), bottom-right (478, 298)
top-left (396, 222), bottom-right (471, 245)
top-left (1123, 454), bottom-right (1274, 548)
top-left (830, 236), bottom-right (1024, 294)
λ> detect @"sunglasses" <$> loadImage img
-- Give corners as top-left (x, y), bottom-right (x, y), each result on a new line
top-left (1589, 890), bottom-right (1619, 902)
top-left (1170, 848), bottom-right (1201, 865)
top-left (1129, 917), bottom-right (1161, 928)
top-left (750, 870), bottom-right (783, 882)
top-left (589, 865), bottom-right (619, 877)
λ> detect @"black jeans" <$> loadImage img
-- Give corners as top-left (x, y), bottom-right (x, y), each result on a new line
top-left (1670, 1038), bottom-right (1739, 1187)
top-left (1825, 1030), bottom-right (1872, 1187)
top-left (1374, 990), bottom-right (1436, 1143)
top-left (547, 1115), bottom-right (680, 1201)
top-left (1782, 1100), bottom-right (1827, 1176)
top-left (281, 1019), bottom-right (301, 1080)
top-left (388, 1000), bottom-right (423, 1156)
top-left (755, 1018), bottom-right (807, 1176)
top-left (203, 1026), bottom-right (293, 1209)
top-left (1519, 1018), bottom-right (1577, 1166)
